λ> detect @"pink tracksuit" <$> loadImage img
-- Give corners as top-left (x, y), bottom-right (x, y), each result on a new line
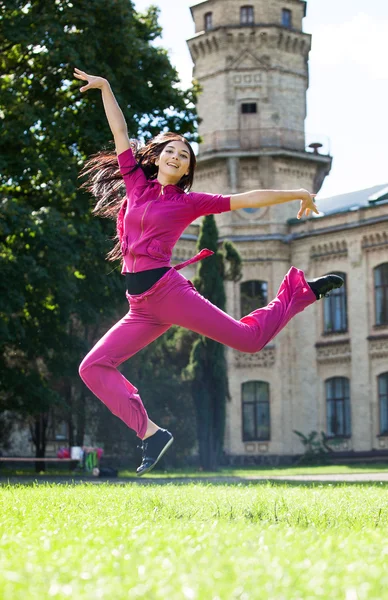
top-left (79, 148), bottom-right (316, 439)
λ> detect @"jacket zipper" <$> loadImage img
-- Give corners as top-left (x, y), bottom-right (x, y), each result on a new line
top-left (129, 199), bottom-right (153, 273)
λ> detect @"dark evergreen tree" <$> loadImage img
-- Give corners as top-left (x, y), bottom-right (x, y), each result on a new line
top-left (0, 0), bottom-right (197, 459)
top-left (185, 216), bottom-right (242, 470)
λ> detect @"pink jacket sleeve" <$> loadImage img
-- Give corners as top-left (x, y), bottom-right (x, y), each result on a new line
top-left (117, 147), bottom-right (146, 197)
top-left (189, 191), bottom-right (231, 219)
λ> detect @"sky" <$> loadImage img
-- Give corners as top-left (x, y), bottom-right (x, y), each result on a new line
top-left (133, 0), bottom-right (388, 199)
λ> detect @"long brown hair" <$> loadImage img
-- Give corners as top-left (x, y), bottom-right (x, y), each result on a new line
top-left (79, 132), bottom-right (197, 261)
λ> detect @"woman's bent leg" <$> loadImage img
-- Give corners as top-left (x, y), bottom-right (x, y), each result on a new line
top-left (155, 267), bottom-right (315, 353)
top-left (79, 311), bottom-right (170, 439)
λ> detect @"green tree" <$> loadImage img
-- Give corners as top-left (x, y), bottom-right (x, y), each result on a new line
top-left (0, 0), bottom-right (197, 458)
top-left (185, 216), bottom-right (242, 471)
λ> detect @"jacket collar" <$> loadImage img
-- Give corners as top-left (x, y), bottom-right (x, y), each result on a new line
top-left (148, 178), bottom-right (185, 194)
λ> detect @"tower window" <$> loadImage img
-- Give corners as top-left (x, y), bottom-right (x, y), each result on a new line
top-left (282, 8), bottom-right (292, 28)
top-left (241, 102), bottom-right (257, 114)
top-left (241, 5), bottom-right (254, 25)
top-left (204, 12), bottom-right (213, 31)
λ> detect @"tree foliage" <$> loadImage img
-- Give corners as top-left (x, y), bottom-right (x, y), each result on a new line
top-left (185, 216), bottom-right (242, 470)
top-left (0, 0), bottom-right (198, 455)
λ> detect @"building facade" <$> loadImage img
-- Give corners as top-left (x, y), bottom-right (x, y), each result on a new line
top-left (175, 0), bottom-right (388, 460)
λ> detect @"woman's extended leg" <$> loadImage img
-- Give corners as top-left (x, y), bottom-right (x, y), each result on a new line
top-left (79, 310), bottom-right (170, 439)
top-left (152, 266), bottom-right (316, 352)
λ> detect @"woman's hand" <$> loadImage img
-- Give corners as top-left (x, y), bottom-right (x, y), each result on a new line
top-left (296, 189), bottom-right (319, 219)
top-left (73, 67), bottom-right (108, 92)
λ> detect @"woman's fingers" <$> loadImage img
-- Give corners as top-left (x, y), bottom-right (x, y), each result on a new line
top-left (74, 68), bottom-right (91, 83)
top-left (74, 68), bottom-right (92, 92)
top-left (297, 197), bottom-right (320, 219)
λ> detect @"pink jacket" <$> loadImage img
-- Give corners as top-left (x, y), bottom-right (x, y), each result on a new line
top-left (117, 148), bottom-right (231, 274)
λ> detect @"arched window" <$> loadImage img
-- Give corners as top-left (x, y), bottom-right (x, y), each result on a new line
top-left (326, 377), bottom-right (351, 437)
top-left (323, 272), bottom-right (347, 333)
top-left (374, 263), bottom-right (388, 325)
top-left (240, 280), bottom-right (268, 317)
top-left (282, 8), bottom-right (292, 28)
top-left (242, 381), bottom-right (270, 441)
top-left (241, 5), bottom-right (254, 25)
top-left (204, 12), bottom-right (213, 31)
top-left (378, 372), bottom-right (388, 435)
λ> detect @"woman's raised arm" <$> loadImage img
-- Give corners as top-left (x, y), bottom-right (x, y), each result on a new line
top-left (73, 67), bottom-right (130, 155)
top-left (230, 188), bottom-right (319, 219)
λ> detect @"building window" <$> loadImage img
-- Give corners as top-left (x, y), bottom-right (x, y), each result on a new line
top-left (323, 272), bottom-right (347, 333)
top-left (241, 102), bottom-right (257, 114)
top-left (204, 12), bottom-right (213, 31)
top-left (240, 280), bottom-right (268, 316)
top-left (379, 373), bottom-right (388, 435)
top-left (242, 381), bottom-right (270, 441)
top-left (326, 377), bottom-right (351, 437)
top-left (374, 263), bottom-right (388, 325)
top-left (241, 5), bottom-right (254, 25)
top-left (282, 8), bottom-right (292, 28)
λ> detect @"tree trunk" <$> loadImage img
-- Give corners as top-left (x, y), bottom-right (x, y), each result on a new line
top-left (31, 413), bottom-right (48, 472)
top-left (75, 387), bottom-right (86, 447)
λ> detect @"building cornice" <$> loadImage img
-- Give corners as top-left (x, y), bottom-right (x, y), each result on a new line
top-left (197, 148), bottom-right (332, 165)
top-left (187, 23), bottom-right (309, 40)
top-left (290, 213), bottom-right (388, 241)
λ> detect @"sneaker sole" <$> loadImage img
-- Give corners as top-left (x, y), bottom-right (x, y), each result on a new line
top-left (136, 436), bottom-right (174, 477)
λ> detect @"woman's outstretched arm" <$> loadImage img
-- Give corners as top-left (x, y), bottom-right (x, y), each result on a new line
top-left (230, 188), bottom-right (319, 219)
top-left (73, 68), bottom-right (130, 155)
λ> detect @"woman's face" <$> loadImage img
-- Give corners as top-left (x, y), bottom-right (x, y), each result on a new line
top-left (155, 141), bottom-right (191, 184)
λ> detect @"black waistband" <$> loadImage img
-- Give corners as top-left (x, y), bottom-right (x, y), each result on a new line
top-left (125, 267), bottom-right (171, 295)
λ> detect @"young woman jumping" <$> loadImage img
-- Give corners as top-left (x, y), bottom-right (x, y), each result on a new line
top-left (74, 68), bottom-right (343, 476)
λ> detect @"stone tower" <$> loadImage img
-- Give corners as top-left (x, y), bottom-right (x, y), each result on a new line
top-left (187, 0), bottom-right (332, 460)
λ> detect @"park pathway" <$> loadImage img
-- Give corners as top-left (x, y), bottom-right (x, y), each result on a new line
top-left (2, 472), bottom-right (388, 485)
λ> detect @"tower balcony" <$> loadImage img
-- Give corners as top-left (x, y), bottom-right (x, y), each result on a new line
top-left (198, 128), bottom-right (331, 157)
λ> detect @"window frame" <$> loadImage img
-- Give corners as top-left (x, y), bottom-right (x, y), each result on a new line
top-left (204, 11), bottom-right (213, 31)
top-left (323, 272), bottom-right (348, 334)
top-left (240, 280), bottom-right (268, 318)
top-left (281, 8), bottom-right (292, 28)
top-left (378, 372), bottom-right (388, 436)
top-left (374, 263), bottom-right (388, 326)
top-left (325, 377), bottom-right (351, 438)
top-left (240, 5), bottom-right (255, 26)
top-left (242, 381), bottom-right (271, 442)
top-left (241, 102), bottom-right (258, 114)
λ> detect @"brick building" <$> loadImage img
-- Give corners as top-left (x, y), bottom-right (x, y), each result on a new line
top-left (175, 0), bottom-right (388, 461)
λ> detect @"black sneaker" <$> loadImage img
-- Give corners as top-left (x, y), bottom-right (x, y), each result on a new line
top-left (307, 274), bottom-right (344, 300)
top-left (136, 429), bottom-right (174, 477)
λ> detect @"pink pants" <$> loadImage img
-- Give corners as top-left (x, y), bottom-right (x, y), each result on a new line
top-left (79, 266), bottom-right (316, 439)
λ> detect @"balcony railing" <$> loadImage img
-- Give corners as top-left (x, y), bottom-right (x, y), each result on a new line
top-left (198, 128), bottom-right (331, 156)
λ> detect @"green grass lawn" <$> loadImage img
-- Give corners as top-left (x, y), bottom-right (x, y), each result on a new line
top-left (1, 482), bottom-right (388, 599)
